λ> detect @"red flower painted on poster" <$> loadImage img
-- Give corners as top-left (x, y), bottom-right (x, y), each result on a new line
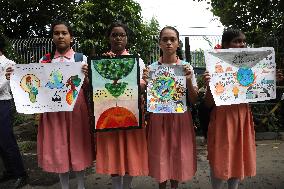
top-left (41, 53), bottom-right (51, 63)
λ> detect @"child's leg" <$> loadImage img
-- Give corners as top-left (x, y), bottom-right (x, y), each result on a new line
top-left (75, 170), bottom-right (85, 189)
top-left (210, 169), bottom-right (224, 189)
top-left (170, 180), bottom-right (178, 189)
top-left (227, 178), bottom-right (239, 189)
top-left (122, 174), bottom-right (133, 189)
top-left (59, 172), bottom-right (69, 189)
top-left (111, 174), bottom-right (123, 189)
top-left (159, 181), bottom-right (167, 189)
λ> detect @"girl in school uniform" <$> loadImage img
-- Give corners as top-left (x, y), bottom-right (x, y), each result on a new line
top-left (6, 21), bottom-right (94, 189)
top-left (142, 26), bottom-right (198, 189)
top-left (95, 22), bottom-right (148, 189)
top-left (203, 29), bottom-right (256, 189)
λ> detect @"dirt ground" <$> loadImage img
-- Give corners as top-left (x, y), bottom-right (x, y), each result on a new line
top-left (1, 123), bottom-right (284, 189)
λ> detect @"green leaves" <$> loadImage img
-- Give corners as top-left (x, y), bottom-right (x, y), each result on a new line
top-left (0, 0), bottom-right (77, 38)
top-left (206, 0), bottom-right (284, 65)
top-left (105, 82), bottom-right (127, 98)
top-left (94, 57), bottom-right (135, 98)
top-left (210, 0), bottom-right (284, 54)
top-left (72, 0), bottom-right (159, 61)
top-left (0, 0), bottom-right (160, 63)
top-left (94, 58), bottom-right (135, 80)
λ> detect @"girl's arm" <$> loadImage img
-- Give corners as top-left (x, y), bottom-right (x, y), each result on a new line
top-left (81, 63), bottom-right (90, 91)
top-left (140, 67), bottom-right (149, 93)
top-left (184, 65), bottom-right (198, 104)
top-left (81, 55), bottom-right (90, 86)
top-left (203, 71), bottom-right (215, 109)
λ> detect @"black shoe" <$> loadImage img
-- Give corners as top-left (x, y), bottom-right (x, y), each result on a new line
top-left (0, 172), bottom-right (14, 183)
top-left (12, 175), bottom-right (28, 189)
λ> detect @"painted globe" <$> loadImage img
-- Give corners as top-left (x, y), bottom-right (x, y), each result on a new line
top-left (237, 68), bottom-right (254, 87)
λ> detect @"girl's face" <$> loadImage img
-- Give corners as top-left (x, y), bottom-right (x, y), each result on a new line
top-left (109, 26), bottom-right (127, 53)
top-left (225, 33), bottom-right (246, 48)
top-left (159, 29), bottom-right (179, 56)
top-left (52, 24), bottom-right (73, 52)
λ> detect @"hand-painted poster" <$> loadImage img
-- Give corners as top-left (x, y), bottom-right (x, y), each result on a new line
top-left (147, 64), bottom-right (187, 113)
top-left (205, 47), bottom-right (276, 106)
top-left (10, 62), bottom-right (85, 114)
top-left (89, 55), bottom-right (141, 131)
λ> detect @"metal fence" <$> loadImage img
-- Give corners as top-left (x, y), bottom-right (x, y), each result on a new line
top-left (184, 35), bottom-right (222, 68)
top-left (148, 35), bottom-right (222, 68)
top-left (10, 38), bottom-right (80, 63)
top-left (10, 35), bottom-right (284, 69)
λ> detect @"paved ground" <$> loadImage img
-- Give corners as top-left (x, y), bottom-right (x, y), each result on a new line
top-left (1, 139), bottom-right (284, 189)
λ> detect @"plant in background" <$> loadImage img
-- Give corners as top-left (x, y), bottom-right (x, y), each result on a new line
top-left (251, 103), bottom-right (282, 132)
top-left (0, 27), bottom-right (25, 64)
top-left (191, 48), bottom-right (205, 68)
top-left (72, 0), bottom-right (159, 62)
top-left (0, 0), bottom-right (77, 38)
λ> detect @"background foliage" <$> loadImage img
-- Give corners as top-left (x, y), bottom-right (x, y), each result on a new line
top-left (195, 0), bottom-right (284, 64)
top-left (0, 0), bottom-right (77, 38)
top-left (0, 0), bottom-right (159, 63)
top-left (194, 0), bottom-right (284, 131)
top-left (72, 0), bottom-right (159, 62)
top-left (0, 26), bottom-right (25, 63)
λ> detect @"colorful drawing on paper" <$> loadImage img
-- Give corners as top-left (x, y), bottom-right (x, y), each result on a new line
top-left (214, 81), bottom-right (225, 96)
top-left (105, 82), bottom-right (127, 98)
top-left (20, 74), bottom-right (40, 103)
top-left (93, 58), bottom-right (135, 98)
top-left (66, 75), bottom-right (81, 105)
top-left (96, 107), bottom-right (138, 129)
top-left (10, 62), bottom-right (85, 114)
top-left (152, 76), bottom-right (176, 100)
top-left (236, 68), bottom-right (255, 87)
top-left (90, 56), bottom-right (140, 131)
top-left (52, 91), bottom-right (61, 102)
top-left (45, 70), bottom-right (65, 89)
top-left (205, 47), bottom-right (276, 106)
top-left (147, 65), bottom-right (187, 113)
top-left (209, 49), bottom-right (272, 68)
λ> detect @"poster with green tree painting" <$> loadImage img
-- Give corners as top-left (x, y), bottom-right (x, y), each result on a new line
top-left (89, 55), bottom-right (141, 131)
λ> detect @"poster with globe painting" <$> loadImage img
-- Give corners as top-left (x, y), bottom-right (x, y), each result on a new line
top-left (89, 55), bottom-right (141, 131)
top-left (10, 62), bottom-right (85, 114)
top-left (147, 64), bottom-right (187, 113)
top-left (204, 47), bottom-right (276, 106)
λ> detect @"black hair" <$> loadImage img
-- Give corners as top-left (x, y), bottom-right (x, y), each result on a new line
top-left (221, 29), bottom-right (244, 49)
top-left (50, 20), bottom-right (74, 37)
top-left (159, 26), bottom-right (182, 59)
top-left (49, 20), bottom-right (74, 59)
top-left (105, 22), bottom-right (130, 51)
top-left (105, 22), bottom-right (129, 38)
top-left (159, 26), bottom-right (180, 42)
top-left (0, 35), bottom-right (6, 52)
